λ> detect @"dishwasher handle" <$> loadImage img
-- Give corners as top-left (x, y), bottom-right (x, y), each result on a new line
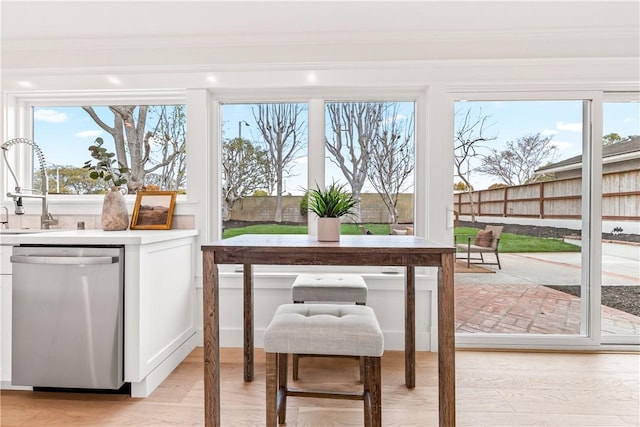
top-left (10, 255), bottom-right (119, 265)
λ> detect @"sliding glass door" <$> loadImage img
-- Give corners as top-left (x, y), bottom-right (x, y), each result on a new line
top-left (601, 93), bottom-right (640, 346)
top-left (452, 93), bottom-right (605, 347)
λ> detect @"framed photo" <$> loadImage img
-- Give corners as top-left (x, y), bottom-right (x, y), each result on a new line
top-left (130, 191), bottom-right (177, 230)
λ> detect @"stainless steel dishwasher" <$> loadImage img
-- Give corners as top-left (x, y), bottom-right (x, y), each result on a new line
top-left (11, 245), bottom-right (125, 390)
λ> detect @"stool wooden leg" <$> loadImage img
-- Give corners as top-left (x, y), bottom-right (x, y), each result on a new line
top-left (370, 357), bottom-right (382, 427)
top-left (277, 353), bottom-right (288, 424)
top-left (363, 357), bottom-right (372, 427)
top-left (292, 354), bottom-right (300, 380)
top-left (266, 352), bottom-right (277, 427)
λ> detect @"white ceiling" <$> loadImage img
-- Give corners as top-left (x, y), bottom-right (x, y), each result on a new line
top-left (1, 1), bottom-right (638, 91)
top-left (2, 1), bottom-right (638, 50)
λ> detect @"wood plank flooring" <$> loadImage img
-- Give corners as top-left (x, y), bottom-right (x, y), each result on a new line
top-left (1, 348), bottom-right (638, 426)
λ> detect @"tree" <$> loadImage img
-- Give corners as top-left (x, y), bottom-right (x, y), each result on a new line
top-left (454, 107), bottom-right (496, 222)
top-left (453, 181), bottom-right (469, 191)
top-left (603, 133), bottom-right (622, 146)
top-left (477, 133), bottom-right (557, 186)
top-left (143, 105), bottom-right (187, 191)
top-left (221, 137), bottom-right (269, 221)
top-left (325, 102), bottom-right (384, 219)
top-left (366, 104), bottom-right (414, 223)
top-left (252, 103), bottom-right (305, 222)
top-left (41, 165), bottom-right (105, 194)
top-left (82, 105), bottom-right (185, 193)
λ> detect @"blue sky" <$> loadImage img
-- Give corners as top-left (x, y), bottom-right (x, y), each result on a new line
top-left (33, 100), bottom-right (639, 192)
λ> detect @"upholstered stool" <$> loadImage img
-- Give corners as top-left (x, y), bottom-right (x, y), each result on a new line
top-left (291, 273), bottom-right (368, 380)
top-left (264, 303), bottom-right (384, 427)
top-left (292, 273), bottom-right (368, 305)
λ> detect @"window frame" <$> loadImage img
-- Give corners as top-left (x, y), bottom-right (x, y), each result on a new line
top-left (446, 90), bottom-right (605, 349)
top-left (2, 90), bottom-right (190, 217)
top-left (211, 90), bottom-right (423, 240)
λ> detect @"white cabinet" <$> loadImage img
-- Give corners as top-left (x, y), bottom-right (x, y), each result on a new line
top-left (1, 245), bottom-right (13, 383)
top-left (0, 230), bottom-right (198, 397)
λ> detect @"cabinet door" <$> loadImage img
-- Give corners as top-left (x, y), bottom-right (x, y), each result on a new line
top-left (0, 274), bottom-right (12, 382)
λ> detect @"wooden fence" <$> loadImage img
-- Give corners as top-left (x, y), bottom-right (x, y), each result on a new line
top-left (454, 169), bottom-right (640, 221)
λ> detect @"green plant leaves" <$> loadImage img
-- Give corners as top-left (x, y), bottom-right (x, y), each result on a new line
top-left (83, 137), bottom-right (129, 189)
top-left (307, 181), bottom-right (357, 217)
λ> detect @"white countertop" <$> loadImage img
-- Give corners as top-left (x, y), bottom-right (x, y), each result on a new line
top-left (0, 229), bottom-right (198, 246)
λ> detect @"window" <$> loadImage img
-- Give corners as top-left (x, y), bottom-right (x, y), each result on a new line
top-left (220, 102), bottom-right (308, 236)
top-left (219, 100), bottom-right (416, 238)
top-left (31, 104), bottom-right (187, 195)
top-left (324, 101), bottom-right (415, 235)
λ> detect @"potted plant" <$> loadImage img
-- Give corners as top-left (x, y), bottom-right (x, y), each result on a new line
top-left (83, 137), bottom-right (130, 231)
top-left (307, 181), bottom-right (357, 241)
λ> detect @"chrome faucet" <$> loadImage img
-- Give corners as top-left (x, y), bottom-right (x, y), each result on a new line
top-left (2, 138), bottom-right (58, 229)
top-left (1, 206), bottom-right (8, 228)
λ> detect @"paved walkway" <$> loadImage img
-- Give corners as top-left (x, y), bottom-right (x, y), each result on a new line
top-left (454, 252), bottom-right (640, 336)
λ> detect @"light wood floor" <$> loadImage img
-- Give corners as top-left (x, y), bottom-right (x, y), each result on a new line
top-left (1, 348), bottom-right (638, 426)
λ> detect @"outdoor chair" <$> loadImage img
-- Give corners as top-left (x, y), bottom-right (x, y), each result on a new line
top-left (455, 225), bottom-right (503, 269)
top-left (389, 223), bottom-right (414, 235)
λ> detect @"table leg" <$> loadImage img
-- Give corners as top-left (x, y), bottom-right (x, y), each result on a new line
top-left (438, 253), bottom-right (456, 426)
top-left (243, 263), bottom-right (254, 382)
top-left (405, 265), bottom-right (415, 388)
top-left (203, 251), bottom-right (220, 427)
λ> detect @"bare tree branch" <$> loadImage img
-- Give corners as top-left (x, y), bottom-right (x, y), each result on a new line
top-left (252, 103), bottom-right (305, 222)
top-left (477, 133), bottom-right (557, 186)
top-left (454, 107), bottom-right (496, 221)
top-left (325, 102), bottom-right (384, 219)
top-left (366, 104), bottom-right (414, 223)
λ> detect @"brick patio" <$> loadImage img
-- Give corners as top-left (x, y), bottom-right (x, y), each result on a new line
top-left (455, 282), bottom-right (640, 335)
top-left (454, 252), bottom-right (640, 336)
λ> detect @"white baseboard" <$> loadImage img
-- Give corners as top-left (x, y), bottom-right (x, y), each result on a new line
top-left (130, 331), bottom-right (198, 398)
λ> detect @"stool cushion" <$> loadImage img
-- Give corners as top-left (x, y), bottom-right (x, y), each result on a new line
top-left (264, 304), bottom-right (383, 357)
top-left (292, 273), bottom-right (367, 304)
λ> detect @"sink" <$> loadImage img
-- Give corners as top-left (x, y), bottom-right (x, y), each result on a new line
top-left (0, 229), bottom-right (58, 235)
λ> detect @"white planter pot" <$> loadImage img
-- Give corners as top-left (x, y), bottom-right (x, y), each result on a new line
top-left (317, 217), bottom-right (340, 242)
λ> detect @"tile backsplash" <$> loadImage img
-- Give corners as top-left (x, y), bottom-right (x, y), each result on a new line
top-left (3, 214), bottom-right (194, 230)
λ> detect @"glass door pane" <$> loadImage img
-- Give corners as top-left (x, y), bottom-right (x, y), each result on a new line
top-left (453, 100), bottom-right (588, 336)
top-left (601, 95), bottom-right (640, 344)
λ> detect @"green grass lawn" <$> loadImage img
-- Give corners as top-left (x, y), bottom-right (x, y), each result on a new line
top-left (223, 223), bottom-right (580, 253)
top-left (454, 226), bottom-right (580, 253)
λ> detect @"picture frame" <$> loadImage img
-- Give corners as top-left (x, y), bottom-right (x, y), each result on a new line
top-left (130, 191), bottom-right (177, 230)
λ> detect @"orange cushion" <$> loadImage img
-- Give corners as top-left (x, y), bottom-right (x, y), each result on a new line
top-left (474, 230), bottom-right (493, 247)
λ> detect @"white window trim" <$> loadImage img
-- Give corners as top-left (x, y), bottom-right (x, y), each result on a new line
top-left (2, 90), bottom-right (195, 216)
top-left (446, 90), bottom-right (608, 349)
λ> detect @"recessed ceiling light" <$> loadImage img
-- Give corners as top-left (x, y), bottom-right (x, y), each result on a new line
top-left (17, 81), bottom-right (34, 88)
top-left (207, 75), bottom-right (218, 84)
top-left (306, 72), bottom-right (317, 84)
top-left (107, 76), bottom-right (121, 85)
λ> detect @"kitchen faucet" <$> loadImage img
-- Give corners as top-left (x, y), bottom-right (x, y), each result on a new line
top-left (1, 206), bottom-right (8, 229)
top-left (1, 138), bottom-right (58, 229)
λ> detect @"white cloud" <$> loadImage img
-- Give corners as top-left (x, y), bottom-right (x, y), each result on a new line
top-left (34, 109), bottom-right (67, 123)
top-left (294, 155), bottom-right (308, 165)
top-left (623, 117), bottom-right (636, 123)
top-left (550, 141), bottom-right (573, 151)
top-left (74, 130), bottom-right (102, 138)
top-left (542, 129), bottom-right (558, 136)
top-left (557, 122), bottom-right (582, 132)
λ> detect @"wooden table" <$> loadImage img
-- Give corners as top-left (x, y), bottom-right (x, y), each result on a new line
top-left (202, 234), bottom-right (456, 426)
